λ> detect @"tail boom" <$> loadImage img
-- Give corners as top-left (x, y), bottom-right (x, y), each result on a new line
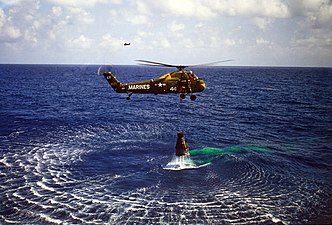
top-left (103, 72), bottom-right (127, 93)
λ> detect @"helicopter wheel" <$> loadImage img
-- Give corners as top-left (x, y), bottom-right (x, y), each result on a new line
top-left (190, 94), bottom-right (197, 101)
top-left (180, 93), bottom-right (186, 99)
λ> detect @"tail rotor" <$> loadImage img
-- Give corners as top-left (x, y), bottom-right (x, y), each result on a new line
top-left (97, 65), bottom-right (112, 76)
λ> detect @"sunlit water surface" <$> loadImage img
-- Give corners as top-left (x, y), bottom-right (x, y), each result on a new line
top-left (1, 65), bottom-right (331, 224)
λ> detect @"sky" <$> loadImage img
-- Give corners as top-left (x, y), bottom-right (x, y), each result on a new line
top-left (0, 0), bottom-right (331, 67)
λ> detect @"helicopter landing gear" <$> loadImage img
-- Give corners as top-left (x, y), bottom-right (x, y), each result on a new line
top-left (179, 93), bottom-right (197, 101)
top-left (126, 92), bottom-right (133, 100)
top-left (188, 84), bottom-right (196, 101)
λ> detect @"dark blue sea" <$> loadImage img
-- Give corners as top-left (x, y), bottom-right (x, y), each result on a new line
top-left (1, 64), bottom-right (332, 224)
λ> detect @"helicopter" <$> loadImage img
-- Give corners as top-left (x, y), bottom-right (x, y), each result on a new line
top-left (99, 59), bottom-right (232, 100)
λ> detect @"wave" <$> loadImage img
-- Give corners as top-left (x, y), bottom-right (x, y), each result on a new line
top-left (1, 131), bottom-right (331, 224)
top-left (1, 65), bottom-right (332, 224)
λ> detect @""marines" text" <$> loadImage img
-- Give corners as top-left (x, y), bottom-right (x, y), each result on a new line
top-left (128, 84), bottom-right (150, 90)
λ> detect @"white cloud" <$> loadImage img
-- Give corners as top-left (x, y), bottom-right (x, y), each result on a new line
top-left (125, 13), bottom-right (149, 25)
top-left (0, 0), bottom-right (22, 5)
top-left (312, 2), bottom-right (332, 29)
top-left (145, 0), bottom-right (216, 19)
top-left (254, 17), bottom-right (272, 30)
top-left (52, 6), bottom-right (62, 17)
top-left (168, 21), bottom-right (185, 33)
top-left (224, 38), bottom-right (237, 46)
top-left (221, 0), bottom-right (289, 18)
top-left (289, 0), bottom-right (332, 57)
top-left (66, 34), bottom-right (93, 49)
top-left (195, 22), bottom-right (204, 29)
top-left (5, 25), bottom-right (21, 38)
top-left (0, 0), bottom-right (45, 44)
top-left (157, 37), bottom-right (171, 48)
top-left (0, 0), bottom-right (331, 66)
top-left (47, 0), bottom-right (122, 8)
top-left (113, 1), bottom-right (152, 26)
top-left (146, 0), bottom-right (290, 19)
top-left (288, 0), bottom-right (326, 16)
top-left (135, 1), bottom-right (150, 15)
top-left (256, 37), bottom-right (270, 45)
top-left (23, 29), bottom-right (37, 44)
top-left (287, 0), bottom-right (332, 30)
top-left (0, 9), bottom-right (4, 27)
top-left (0, 8), bottom-right (22, 41)
top-left (99, 33), bottom-right (123, 49)
top-left (66, 7), bottom-right (95, 24)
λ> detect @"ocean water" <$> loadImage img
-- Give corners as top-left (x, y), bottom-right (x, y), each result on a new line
top-left (0, 64), bottom-right (331, 224)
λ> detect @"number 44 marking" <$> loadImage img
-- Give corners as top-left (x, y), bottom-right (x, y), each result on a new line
top-left (170, 87), bottom-right (177, 91)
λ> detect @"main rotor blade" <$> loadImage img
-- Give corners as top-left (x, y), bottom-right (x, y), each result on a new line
top-left (136, 60), bottom-right (177, 68)
top-left (136, 59), bottom-right (234, 70)
top-left (189, 59), bottom-right (234, 68)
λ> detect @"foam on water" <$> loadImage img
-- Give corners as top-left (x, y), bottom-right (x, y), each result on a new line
top-left (163, 155), bottom-right (210, 171)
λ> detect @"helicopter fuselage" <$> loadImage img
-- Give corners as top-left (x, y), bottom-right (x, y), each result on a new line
top-left (103, 70), bottom-right (205, 99)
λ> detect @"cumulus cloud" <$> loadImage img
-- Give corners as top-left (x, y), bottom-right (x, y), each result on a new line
top-left (47, 0), bottom-right (122, 8)
top-left (66, 34), bottom-right (93, 49)
top-left (130, 0), bottom-right (291, 31)
top-left (125, 13), bottom-right (149, 25)
top-left (288, 0), bottom-right (327, 16)
top-left (308, 2), bottom-right (332, 29)
top-left (154, 37), bottom-right (171, 48)
top-left (2, 25), bottom-right (22, 39)
top-left (141, 0), bottom-right (290, 19)
top-left (0, 0), bottom-right (22, 5)
top-left (224, 38), bottom-right (243, 46)
top-left (66, 7), bottom-right (95, 24)
top-left (0, 9), bottom-right (20, 40)
top-left (0, 2), bottom-right (36, 42)
top-left (52, 6), bottom-right (62, 16)
top-left (99, 33), bottom-right (123, 49)
top-left (168, 21), bottom-right (185, 33)
top-left (210, 0), bottom-right (290, 18)
top-left (288, 0), bottom-right (332, 58)
top-left (1, 0), bottom-right (99, 50)
top-left (287, 0), bottom-right (332, 31)
top-left (254, 17), bottom-right (273, 31)
top-left (112, 1), bottom-right (151, 26)
top-left (150, 0), bottom-right (217, 19)
top-left (0, 0), bottom-right (331, 65)
top-left (256, 37), bottom-right (270, 45)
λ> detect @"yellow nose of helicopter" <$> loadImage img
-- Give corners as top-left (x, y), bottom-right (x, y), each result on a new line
top-left (201, 80), bottom-right (206, 89)
top-left (198, 80), bottom-right (206, 91)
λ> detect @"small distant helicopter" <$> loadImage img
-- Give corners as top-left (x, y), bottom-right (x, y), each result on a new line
top-left (99, 59), bottom-right (232, 100)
